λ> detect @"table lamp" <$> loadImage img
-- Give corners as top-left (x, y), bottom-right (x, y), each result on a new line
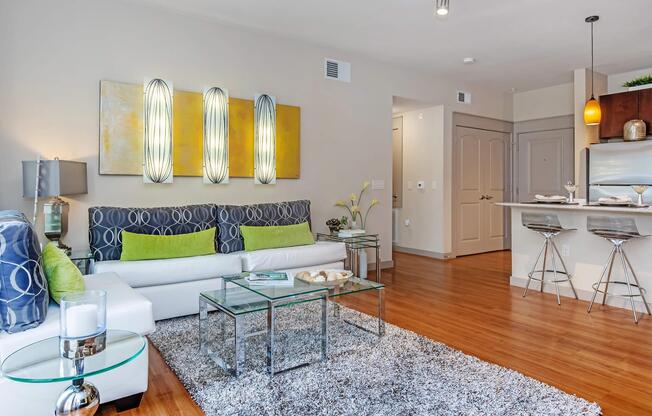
top-left (22, 158), bottom-right (87, 254)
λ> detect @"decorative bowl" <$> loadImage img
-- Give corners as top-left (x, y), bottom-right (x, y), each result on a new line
top-left (295, 269), bottom-right (353, 287)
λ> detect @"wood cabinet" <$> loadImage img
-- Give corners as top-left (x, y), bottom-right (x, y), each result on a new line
top-left (639, 88), bottom-right (652, 133)
top-left (599, 91), bottom-right (639, 139)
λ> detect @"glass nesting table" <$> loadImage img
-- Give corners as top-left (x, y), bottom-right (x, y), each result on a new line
top-left (1, 330), bottom-right (146, 415)
top-left (199, 273), bottom-right (385, 377)
top-left (316, 233), bottom-right (381, 282)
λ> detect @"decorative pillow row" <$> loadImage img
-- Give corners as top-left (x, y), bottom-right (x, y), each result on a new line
top-left (89, 200), bottom-right (311, 260)
top-left (0, 211), bottom-right (49, 333)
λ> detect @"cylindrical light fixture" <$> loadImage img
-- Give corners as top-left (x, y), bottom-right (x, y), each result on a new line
top-left (143, 78), bottom-right (173, 183)
top-left (203, 87), bottom-right (229, 184)
top-left (583, 15), bottom-right (601, 126)
top-left (254, 94), bottom-right (276, 185)
top-left (435, 0), bottom-right (450, 17)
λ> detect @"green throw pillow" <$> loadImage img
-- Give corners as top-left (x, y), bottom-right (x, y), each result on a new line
top-left (120, 228), bottom-right (217, 261)
top-left (42, 243), bottom-right (85, 304)
top-left (239, 222), bottom-right (315, 252)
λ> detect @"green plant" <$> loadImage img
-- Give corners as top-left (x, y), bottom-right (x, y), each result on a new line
top-left (623, 74), bottom-right (652, 88)
top-left (334, 182), bottom-right (379, 229)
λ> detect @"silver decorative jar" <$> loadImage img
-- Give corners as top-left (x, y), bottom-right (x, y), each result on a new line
top-left (623, 119), bottom-right (646, 141)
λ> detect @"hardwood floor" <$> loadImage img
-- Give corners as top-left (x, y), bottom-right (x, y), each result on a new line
top-left (100, 250), bottom-right (652, 415)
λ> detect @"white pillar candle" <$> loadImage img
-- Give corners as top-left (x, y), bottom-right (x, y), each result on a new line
top-left (65, 304), bottom-right (99, 337)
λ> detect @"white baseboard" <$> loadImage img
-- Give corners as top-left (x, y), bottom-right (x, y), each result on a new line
top-left (369, 260), bottom-right (394, 270)
top-left (510, 275), bottom-right (650, 313)
top-left (392, 245), bottom-right (454, 260)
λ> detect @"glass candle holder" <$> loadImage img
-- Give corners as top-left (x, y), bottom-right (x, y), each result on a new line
top-left (60, 291), bottom-right (107, 358)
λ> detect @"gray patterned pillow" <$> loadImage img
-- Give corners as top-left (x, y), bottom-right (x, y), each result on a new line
top-left (216, 200), bottom-right (311, 253)
top-left (0, 211), bottom-right (49, 333)
top-left (89, 204), bottom-right (217, 261)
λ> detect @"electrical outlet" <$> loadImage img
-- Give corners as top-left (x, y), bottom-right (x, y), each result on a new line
top-left (561, 245), bottom-right (570, 257)
top-left (371, 179), bottom-right (385, 190)
top-left (407, 181), bottom-right (413, 190)
top-left (404, 219), bottom-right (411, 226)
top-left (431, 181), bottom-right (437, 190)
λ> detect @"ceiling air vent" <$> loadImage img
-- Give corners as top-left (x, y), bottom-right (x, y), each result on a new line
top-left (324, 58), bottom-right (351, 82)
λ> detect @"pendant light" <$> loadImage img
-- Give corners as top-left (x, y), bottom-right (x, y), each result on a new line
top-left (583, 15), bottom-right (601, 126)
top-left (434, 0), bottom-right (449, 17)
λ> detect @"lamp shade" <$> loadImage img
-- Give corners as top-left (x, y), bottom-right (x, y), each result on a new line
top-left (584, 97), bottom-right (601, 125)
top-left (22, 160), bottom-right (87, 198)
top-left (254, 94), bottom-right (277, 185)
top-left (143, 78), bottom-right (173, 183)
top-left (203, 87), bottom-right (229, 184)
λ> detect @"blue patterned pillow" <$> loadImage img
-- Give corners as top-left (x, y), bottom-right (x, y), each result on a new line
top-left (216, 200), bottom-right (311, 253)
top-left (89, 204), bottom-right (217, 261)
top-left (0, 211), bottom-right (49, 333)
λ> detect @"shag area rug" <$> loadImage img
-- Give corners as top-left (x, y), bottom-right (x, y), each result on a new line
top-left (148, 303), bottom-right (600, 416)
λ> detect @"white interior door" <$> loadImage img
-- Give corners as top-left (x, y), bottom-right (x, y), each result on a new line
top-left (455, 127), bottom-right (509, 256)
top-left (517, 128), bottom-right (574, 201)
top-left (392, 117), bottom-right (403, 208)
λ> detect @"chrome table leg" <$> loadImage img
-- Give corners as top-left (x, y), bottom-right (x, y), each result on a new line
top-left (588, 246), bottom-right (616, 313)
top-left (378, 287), bottom-right (386, 336)
top-left (617, 246), bottom-right (639, 324)
top-left (234, 316), bottom-right (245, 376)
top-left (321, 294), bottom-right (328, 362)
top-left (622, 249), bottom-right (652, 316)
top-left (267, 301), bottom-right (275, 377)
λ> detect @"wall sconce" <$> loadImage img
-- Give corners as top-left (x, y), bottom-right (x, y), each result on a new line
top-left (143, 78), bottom-right (173, 183)
top-left (203, 87), bottom-right (229, 184)
top-left (254, 94), bottom-right (276, 185)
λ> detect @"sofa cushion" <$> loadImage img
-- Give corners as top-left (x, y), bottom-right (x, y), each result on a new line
top-left (120, 227), bottom-right (216, 261)
top-left (240, 222), bottom-right (314, 252)
top-left (240, 241), bottom-right (347, 272)
top-left (216, 200), bottom-right (311, 253)
top-left (89, 204), bottom-right (217, 261)
top-left (0, 211), bottom-right (49, 333)
top-left (42, 242), bottom-right (85, 303)
top-left (94, 253), bottom-right (242, 288)
top-left (0, 272), bottom-right (154, 361)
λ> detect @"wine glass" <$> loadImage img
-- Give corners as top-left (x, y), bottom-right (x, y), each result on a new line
top-left (632, 185), bottom-right (648, 206)
top-left (564, 181), bottom-right (578, 203)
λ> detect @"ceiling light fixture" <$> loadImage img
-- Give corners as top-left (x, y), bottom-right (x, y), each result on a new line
top-left (583, 15), bottom-right (601, 126)
top-left (463, 57), bottom-right (475, 64)
top-left (435, 0), bottom-right (449, 17)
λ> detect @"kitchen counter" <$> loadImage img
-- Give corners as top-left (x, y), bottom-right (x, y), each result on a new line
top-left (498, 201), bottom-right (652, 215)
top-left (502, 200), bottom-right (652, 314)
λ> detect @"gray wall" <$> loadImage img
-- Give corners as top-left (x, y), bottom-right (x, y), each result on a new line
top-left (0, 0), bottom-right (512, 262)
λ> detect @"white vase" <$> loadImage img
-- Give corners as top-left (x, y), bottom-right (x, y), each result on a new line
top-left (358, 249), bottom-right (368, 279)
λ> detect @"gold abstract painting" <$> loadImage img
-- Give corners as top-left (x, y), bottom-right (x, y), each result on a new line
top-left (99, 80), bottom-right (300, 179)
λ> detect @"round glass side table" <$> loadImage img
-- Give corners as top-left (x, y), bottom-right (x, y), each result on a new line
top-left (1, 329), bottom-right (146, 415)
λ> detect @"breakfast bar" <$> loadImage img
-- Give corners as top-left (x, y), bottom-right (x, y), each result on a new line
top-left (499, 201), bottom-right (652, 313)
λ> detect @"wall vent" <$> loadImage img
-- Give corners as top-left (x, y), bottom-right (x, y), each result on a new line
top-left (456, 90), bottom-right (471, 104)
top-left (324, 59), bottom-right (351, 82)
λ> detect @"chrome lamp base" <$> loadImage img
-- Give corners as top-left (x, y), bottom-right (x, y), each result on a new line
top-left (55, 378), bottom-right (100, 416)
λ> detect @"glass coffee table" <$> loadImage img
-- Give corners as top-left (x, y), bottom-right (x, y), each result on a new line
top-left (199, 272), bottom-right (385, 377)
top-left (1, 329), bottom-right (146, 415)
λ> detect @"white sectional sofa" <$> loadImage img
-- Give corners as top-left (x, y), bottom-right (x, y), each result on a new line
top-left (89, 200), bottom-right (348, 321)
top-left (0, 273), bottom-right (155, 415)
top-left (95, 241), bottom-right (346, 320)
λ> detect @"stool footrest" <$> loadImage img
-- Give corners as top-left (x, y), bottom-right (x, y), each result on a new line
top-left (591, 281), bottom-right (647, 298)
top-left (527, 270), bottom-right (573, 284)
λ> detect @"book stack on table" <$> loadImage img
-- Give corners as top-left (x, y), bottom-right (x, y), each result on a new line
top-left (245, 271), bottom-right (293, 286)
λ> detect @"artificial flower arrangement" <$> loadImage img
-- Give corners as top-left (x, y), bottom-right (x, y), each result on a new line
top-left (334, 181), bottom-right (379, 229)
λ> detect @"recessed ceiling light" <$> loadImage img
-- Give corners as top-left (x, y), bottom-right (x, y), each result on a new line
top-left (463, 57), bottom-right (476, 64)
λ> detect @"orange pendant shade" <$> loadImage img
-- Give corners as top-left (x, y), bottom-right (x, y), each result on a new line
top-left (584, 97), bottom-right (601, 125)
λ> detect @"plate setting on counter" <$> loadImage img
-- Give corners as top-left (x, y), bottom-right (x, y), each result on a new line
top-left (522, 194), bottom-right (580, 205)
top-left (586, 196), bottom-right (649, 208)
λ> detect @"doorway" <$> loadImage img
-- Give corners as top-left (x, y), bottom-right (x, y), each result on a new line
top-left (453, 113), bottom-right (512, 257)
top-left (514, 116), bottom-right (574, 201)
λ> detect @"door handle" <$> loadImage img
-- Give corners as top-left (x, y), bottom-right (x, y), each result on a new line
top-left (485, 195), bottom-right (494, 200)
top-left (479, 195), bottom-right (486, 200)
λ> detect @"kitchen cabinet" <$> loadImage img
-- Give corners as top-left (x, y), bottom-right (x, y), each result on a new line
top-left (599, 91), bottom-right (639, 139)
top-left (639, 88), bottom-right (652, 133)
top-left (599, 89), bottom-right (652, 139)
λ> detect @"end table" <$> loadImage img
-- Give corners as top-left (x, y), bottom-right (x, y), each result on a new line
top-left (316, 233), bottom-right (381, 282)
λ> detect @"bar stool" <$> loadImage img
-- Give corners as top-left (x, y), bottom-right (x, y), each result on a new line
top-left (522, 212), bottom-right (578, 304)
top-left (587, 216), bottom-right (652, 324)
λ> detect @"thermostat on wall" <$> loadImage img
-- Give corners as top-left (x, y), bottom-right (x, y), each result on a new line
top-left (456, 90), bottom-right (471, 104)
